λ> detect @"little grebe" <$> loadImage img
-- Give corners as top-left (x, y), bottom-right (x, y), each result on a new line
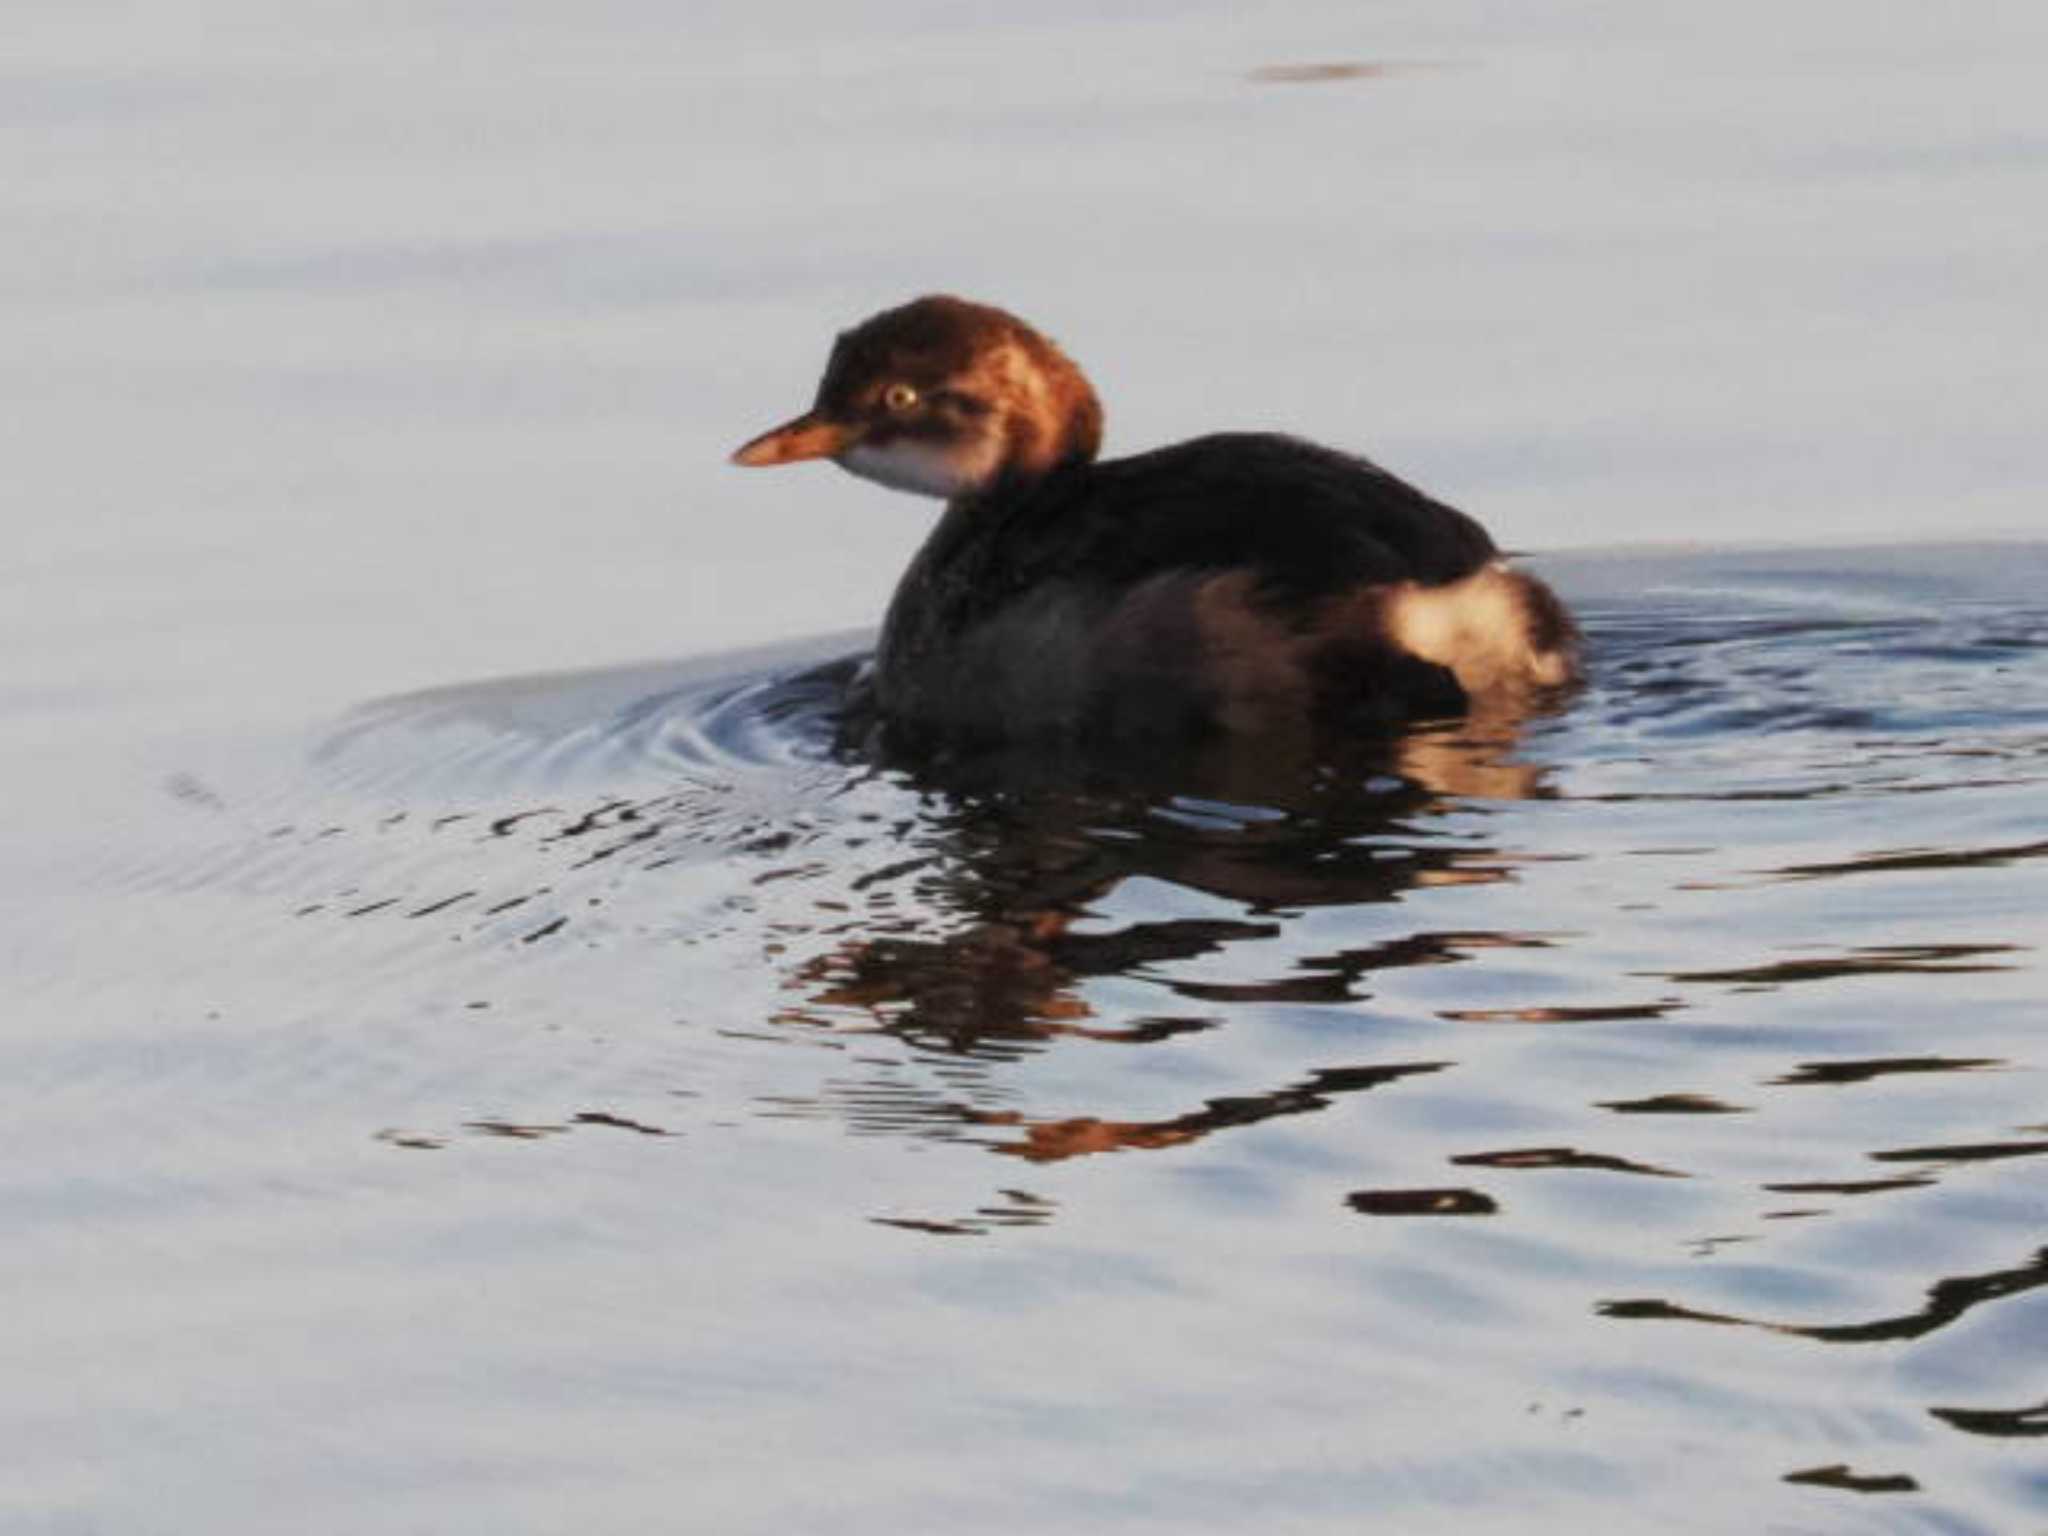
top-left (732, 295), bottom-right (1577, 748)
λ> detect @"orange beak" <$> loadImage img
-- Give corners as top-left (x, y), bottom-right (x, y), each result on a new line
top-left (730, 411), bottom-right (861, 468)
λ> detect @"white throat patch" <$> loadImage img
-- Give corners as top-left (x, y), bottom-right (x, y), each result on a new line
top-left (839, 437), bottom-right (997, 500)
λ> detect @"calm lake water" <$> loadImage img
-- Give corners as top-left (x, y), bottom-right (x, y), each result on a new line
top-left (8, 4), bottom-right (2047, 1533)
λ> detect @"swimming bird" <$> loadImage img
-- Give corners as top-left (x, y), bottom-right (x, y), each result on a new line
top-left (732, 295), bottom-right (1576, 751)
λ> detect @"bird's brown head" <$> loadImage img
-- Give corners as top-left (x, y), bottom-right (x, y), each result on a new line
top-left (731, 295), bottom-right (1104, 499)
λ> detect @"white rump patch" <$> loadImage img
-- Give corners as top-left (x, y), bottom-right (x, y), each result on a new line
top-left (1385, 563), bottom-right (1573, 693)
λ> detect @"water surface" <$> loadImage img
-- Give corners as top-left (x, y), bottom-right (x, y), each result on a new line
top-left (13, 543), bottom-right (2046, 1534)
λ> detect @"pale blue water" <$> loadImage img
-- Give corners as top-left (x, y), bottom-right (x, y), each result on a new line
top-left (6, 3), bottom-right (2047, 1533)
top-left (12, 543), bottom-right (2045, 1535)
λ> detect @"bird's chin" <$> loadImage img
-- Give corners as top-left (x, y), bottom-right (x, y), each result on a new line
top-left (838, 439), bottom-right (992, 500)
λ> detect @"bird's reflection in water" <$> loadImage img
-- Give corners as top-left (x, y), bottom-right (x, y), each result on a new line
top-left (970, 1061), bottom-right (1458, 1164)
top-left (774, 697), bottom-right (1558, 1161)
top-left (313, 642), bottom-right (1565, 1173)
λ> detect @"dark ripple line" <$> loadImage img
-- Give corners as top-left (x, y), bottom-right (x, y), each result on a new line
top-left (1761, 1176), bottom-right (1935, 1197)
top-left (1451, 1146), bottom-right (1686, 1178)
top-left (1571, 775), bottom-right (2048, 805)
top-left (1658, 943), bottom-right (2025, 985)
top-left (1599, 1093), bottom-right (1746, 1114)
top-left (1781, 1463), bottom-right (1919, 1495)
top-left (1767, 838), bottom-right (2048, 881)
top-left (1769, 1056), bottom-right (2003, 1087)
top-left (839, 1059), bottom-right (1459, 1163)
top-left (1869, 1137), bottom-right (2048, 1166)
top-left (1348, 1187), bottom-right (1497, 1217)
top-left (1600, 1245), bottom-right (2048, 1344)
top-left (1930, 1398), bottom-right (2048, 1439)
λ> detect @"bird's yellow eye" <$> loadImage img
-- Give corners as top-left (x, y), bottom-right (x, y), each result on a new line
top-left (882, 383), bottom-right (920, 414)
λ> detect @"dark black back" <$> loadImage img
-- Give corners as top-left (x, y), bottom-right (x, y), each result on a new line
top-left (960, 433), bottom-right (1496, 611)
